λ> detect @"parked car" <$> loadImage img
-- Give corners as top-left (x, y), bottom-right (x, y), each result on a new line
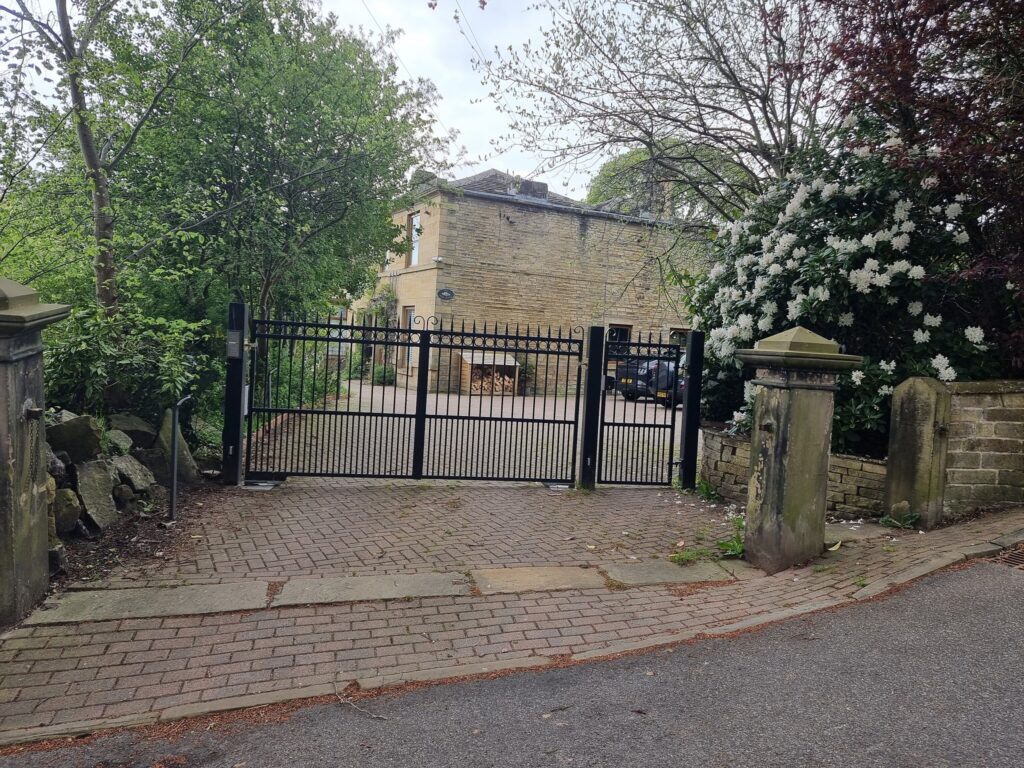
top-left (651, 356), bottom-right (688, 408)
top-left (613, 357), bottom-right (661, 400)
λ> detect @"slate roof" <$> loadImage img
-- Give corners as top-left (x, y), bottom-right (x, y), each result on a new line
top-left (445, 169), bottom-right (582, 208)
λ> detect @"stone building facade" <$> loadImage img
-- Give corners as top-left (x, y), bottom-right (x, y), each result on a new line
top-left (352, 170), bottom-right (694, 390)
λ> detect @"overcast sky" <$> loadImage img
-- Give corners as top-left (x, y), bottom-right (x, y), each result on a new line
top-left (325, 0), bottom-right (588, 197)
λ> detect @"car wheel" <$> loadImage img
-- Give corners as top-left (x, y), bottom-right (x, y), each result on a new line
top-left (622, 392), bottom-right (639, 401)
top-left (662, 396), bottom-right (676, 409)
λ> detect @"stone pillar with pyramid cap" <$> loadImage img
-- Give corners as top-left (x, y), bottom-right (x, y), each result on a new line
top-left (735, 327), bottom-right (862, 575)
top-left (0, 279), bottom-right (70, 627)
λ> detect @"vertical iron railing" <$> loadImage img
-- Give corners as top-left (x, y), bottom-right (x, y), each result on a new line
top-left (423, 319), bottom-right (584, 483)
top-left (245, 312), bottom-right (421, 478)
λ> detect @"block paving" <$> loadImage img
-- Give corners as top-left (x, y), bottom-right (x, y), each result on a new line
top-left (92, 479), bottom-right (732, 587)
top-left (2, 477), bottom-right (1023, 746)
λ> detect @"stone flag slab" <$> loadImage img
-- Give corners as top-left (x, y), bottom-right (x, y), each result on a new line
top-left (471, 567), bottom-right (606, 595)
top-left (25, 582), bottom-right (269, 624)
top-left (603, 560), bottom-right (730, 586)
top-left (271, 573), bottom-right (470, 607)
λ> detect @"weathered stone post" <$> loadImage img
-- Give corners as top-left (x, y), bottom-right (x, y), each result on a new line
top-left (735, 327), bottom-right (861, 575)
top-left (0, 279), bottom-right (70, 627)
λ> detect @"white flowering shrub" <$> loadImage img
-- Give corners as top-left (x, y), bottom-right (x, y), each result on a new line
top-left (679, 119), bottom-right (1004, 456)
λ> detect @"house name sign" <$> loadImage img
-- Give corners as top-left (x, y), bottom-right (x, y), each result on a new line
top-left (437, 288), bottom-right (456, 302)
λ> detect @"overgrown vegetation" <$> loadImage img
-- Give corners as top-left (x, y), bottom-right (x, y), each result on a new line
top-left (1, 0), bottom-right (447, 434)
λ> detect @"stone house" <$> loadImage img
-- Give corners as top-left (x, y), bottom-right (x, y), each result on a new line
top-left (352, 169), bottom-right (696, 389)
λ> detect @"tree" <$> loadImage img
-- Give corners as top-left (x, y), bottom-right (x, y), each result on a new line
top-left (0, 0), bottom-right (239, 314)
top-left (680, 118), bottom-right (1012, 455)
top-left (586, 144), bottom-right (747, 225)
top-left (478, 0), bottom-right (839, 223)
top-left (828, 0), bottom-right (1024, 366)
top-left (119, 1), bottom-right (446, 319)
top-left (2, 0), bottom-right (447, 418)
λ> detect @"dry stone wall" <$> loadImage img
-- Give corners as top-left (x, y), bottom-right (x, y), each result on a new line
top-left (943, 381), bottom-right (1024, 514)
top-left (700, 428), bottom-right (887, 518)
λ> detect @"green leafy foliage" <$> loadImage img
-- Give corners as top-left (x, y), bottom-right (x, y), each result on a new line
top-left (44, 306), bottom-right (208, 422)
top-left (879, 513), bottom-right (921, 530)
top-left (371, 365), bottom-right (397, 386)
top-left (1, 0), bottom-right (447, 438)
top-left (678, 117), bottom-right (1008, 455)
top-left (668, 546), bottom-right (718, 565)
top-left (715, 516), bottom-right (745, 558)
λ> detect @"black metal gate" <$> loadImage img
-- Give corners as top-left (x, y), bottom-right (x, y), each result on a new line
top-left (232, 309), bottom-right (583, 483)
top-left (598, 332), bottom-right (683, 485)
top-left (222, 303), bottom-right (703, 488)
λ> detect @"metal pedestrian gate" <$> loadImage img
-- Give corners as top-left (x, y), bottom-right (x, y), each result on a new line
top-left (222, 303), bottom-right (703, 488)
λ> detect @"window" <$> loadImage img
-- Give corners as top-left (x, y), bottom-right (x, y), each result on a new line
top-left (607, 324), bottom-right (632, 361)
top-left (669, 328), bottom-right (689, 346)
top-left (408, 212), bottom-right (421, 267)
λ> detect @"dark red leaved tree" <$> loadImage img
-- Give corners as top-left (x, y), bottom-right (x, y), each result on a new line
top-left (830, 0), bottom-right (1024, 368)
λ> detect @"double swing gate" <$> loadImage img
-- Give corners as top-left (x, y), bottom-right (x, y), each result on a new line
top-left (222, 303), bottom-right (704, 488)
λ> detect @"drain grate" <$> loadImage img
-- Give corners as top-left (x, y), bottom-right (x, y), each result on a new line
top-left (995, 547), bottom-right (1024, 570)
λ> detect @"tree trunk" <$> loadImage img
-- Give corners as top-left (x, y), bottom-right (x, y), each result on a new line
top-left (57, 0), bottom-right (118, 314)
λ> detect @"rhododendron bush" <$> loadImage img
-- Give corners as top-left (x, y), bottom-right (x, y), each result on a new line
top-left (678, 119), bottom-right (1014, 456)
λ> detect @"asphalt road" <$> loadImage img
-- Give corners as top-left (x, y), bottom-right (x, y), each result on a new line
top-left (7, 563), bottom-right (1024, 768)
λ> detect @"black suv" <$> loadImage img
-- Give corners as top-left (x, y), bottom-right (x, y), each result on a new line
top-left (646, 355), bottom-right (689, 408)
top-left (613, 357), bottom-right (660, 400)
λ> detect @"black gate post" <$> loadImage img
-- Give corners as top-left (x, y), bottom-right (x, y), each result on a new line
top-left (222, 302), bottom-right (250, 486)
top-left (578, 326), bottom-right (605, 489)
top-left (678, 329), bottom-right (705, 489)
top-left (411, 326), bottom-right (431, 479)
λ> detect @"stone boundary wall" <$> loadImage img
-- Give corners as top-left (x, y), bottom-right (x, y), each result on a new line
top-left (700, 428), bottom-right (887, 518)
top-left (944, 381), bottom-right (1024, 514)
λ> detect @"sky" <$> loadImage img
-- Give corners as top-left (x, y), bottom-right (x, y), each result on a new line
top-left (325, 0), bottom-right (588, 197)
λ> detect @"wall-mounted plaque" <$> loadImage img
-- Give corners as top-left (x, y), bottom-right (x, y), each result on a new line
top-left (437, 288), bottom-right (455, 301)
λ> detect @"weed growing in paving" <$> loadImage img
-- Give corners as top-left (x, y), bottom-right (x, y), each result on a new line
top-left (671, 512), bottom-right (745, 565)
top-left (672, 475), bottom-right (722, 503)
top-left (879, 513), bottom-right (921, 530)
top-left (669, 546), bottom-right (719, 565)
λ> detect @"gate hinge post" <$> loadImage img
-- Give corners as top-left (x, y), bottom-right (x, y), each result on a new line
top-left (577, 326), bottom-right (604, 490)
top-left (677, 329), bottom-right (705, 490)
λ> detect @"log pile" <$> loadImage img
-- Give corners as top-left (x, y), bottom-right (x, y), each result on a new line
top-left (470, 366), bottom-right (516, 394)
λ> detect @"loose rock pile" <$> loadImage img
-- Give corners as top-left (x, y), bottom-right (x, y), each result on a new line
top-left (43, 408), bottom-right (200, 573)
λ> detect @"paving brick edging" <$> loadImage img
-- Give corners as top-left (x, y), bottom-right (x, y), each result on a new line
top-left (3, 525), bottom-right (1022, 750)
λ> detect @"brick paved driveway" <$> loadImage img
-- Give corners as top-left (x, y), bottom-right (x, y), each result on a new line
top-left (98, 479), bottom-right (734, 587)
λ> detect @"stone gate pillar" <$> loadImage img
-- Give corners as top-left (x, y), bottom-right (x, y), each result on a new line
top-left (0, 279), bottom-right (70, 627)
top-left (735, 327), bottom-right (861, 575)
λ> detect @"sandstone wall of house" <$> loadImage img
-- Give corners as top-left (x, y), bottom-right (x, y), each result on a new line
top-left (943, 381), bottom-right (1024, 514)
top-left (700, 428), bottom-right (887, 518)
top-left (436, 193), bottom-right (689, 336)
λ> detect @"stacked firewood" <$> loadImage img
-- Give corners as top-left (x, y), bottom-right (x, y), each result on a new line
top-left (470, 366), bottom-right (515, 394)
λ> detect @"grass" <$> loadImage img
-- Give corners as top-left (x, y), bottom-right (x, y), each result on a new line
top-left (668, 546), bottom-right (719, 565)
